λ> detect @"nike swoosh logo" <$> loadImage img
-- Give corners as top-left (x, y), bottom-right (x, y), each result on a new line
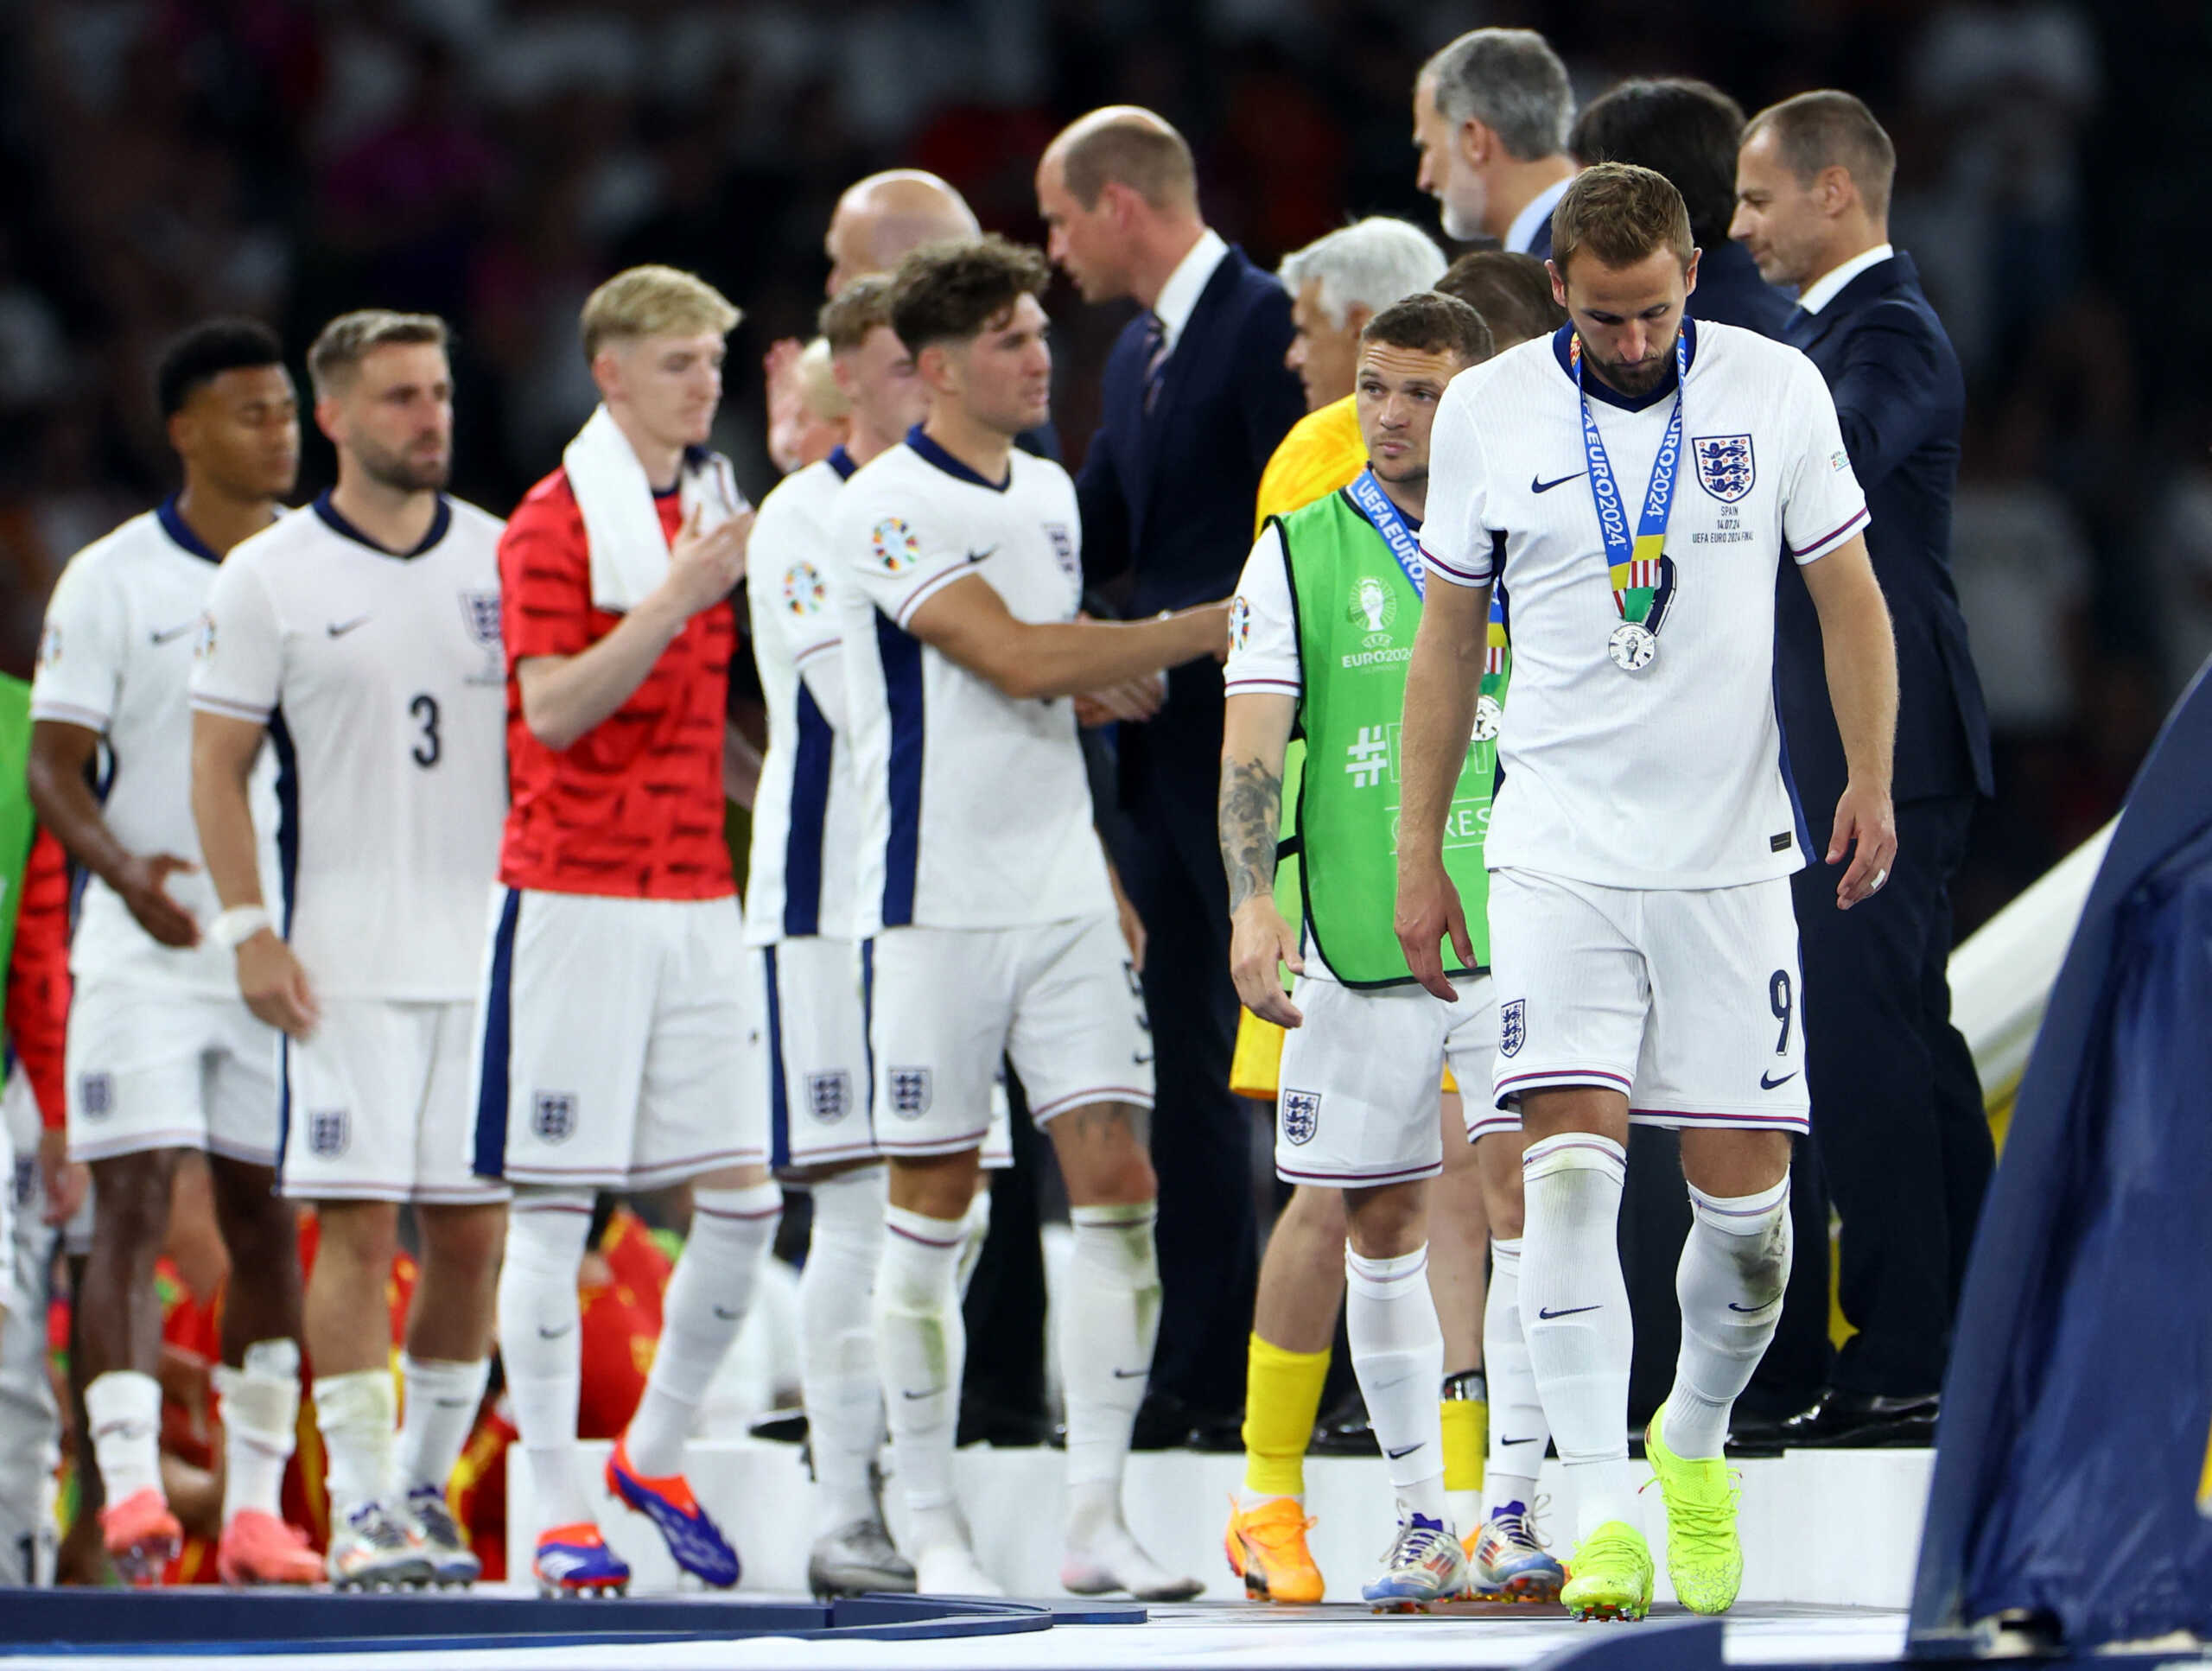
top-left (1499, 1435), bottom-right (1539, 1446)
top-left (1385, 1442), bottom-right (1423, 1459)
top-left (433, 1396), bottom-right (475, 1408)
top-left (1536, 1304), bottom-right (1600, 1319)
top-left (713, 1306), bottom-right (742, 1320)
top-left (1727, 1302), bottom-right (1766, 1312)
top-left (1110, 1368), bottom-right (1148, 1379)
top-left (900, 1387), bottom-right (943, 1401)
top-left (537, 1323), bottom-right (573, 1339)
top-left (966, 546), bottom-right (998, 564)
top-left (1760, 1071), bottom-right (1798, 1090)
top-left (327, 615), bottom-right (372, 637)
top-left (150, 622), bottom-right (197, 645)
top-left (1530, 472), bottom-right (1585, 494)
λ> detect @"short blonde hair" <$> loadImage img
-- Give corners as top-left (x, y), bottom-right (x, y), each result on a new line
top-left (579, 265), bottom-right (741, 362)
top-left (308, 310), bottom-right (447, 399)
top-left (794, 337), bottom-right (850, 423)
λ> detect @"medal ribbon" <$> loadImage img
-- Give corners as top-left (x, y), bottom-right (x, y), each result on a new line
top-left (1346, 469), bottom-right (1426, 600)
top-left (1572, 328), bottom-right (1688, 635)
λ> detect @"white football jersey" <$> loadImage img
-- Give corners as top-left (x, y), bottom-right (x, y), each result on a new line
top-left (188, 493), bottom-right (509, 999)
top-left (1421, 321), bottom-right (1868, 890)
top-left (31, 500), bottom-right (283, 993)
top-left (743, 448), bottom-right (861, 948)
top-left (830, 431), bottom-right (1110, 936)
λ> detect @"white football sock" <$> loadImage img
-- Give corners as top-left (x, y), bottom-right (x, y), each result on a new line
top-left (876, 1203), bottom-right (967, 1551)
top-left (1484, 1237), bottom-right (1547, 1520)
top-left (85, 1369), bottom-right (164, 1506)
top-left (214, 1338), bottom-right (301, 1522)
top-left (800, 1166), bottom-right (890, 1533)
top-left (1662, 1175), bottom-right (1793, 1460)
top-left (626, 1183), bottom-right (783, 1477)
top-left (495, 1191), bottom-right (593, 1529)
top-left (397, 1353), bottom-right (490, 1497)
top-left (1520, 1133), bottom-right (1637, 1541)
top-left (313, 1368), bottom-right (397, 1523)
top-left (1059, 1202), bottom-right (1160, 1542)
top-left (956, 1185), bottom-right (993, 1299)
top-left (1346, 1244), bottom-right (1447, 1526)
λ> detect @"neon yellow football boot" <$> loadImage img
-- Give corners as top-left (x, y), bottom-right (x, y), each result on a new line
top-left (1560, 1520), bottom-right (1654, 1621)
top-left (1645, 1404), bottom-right (1744, 1615)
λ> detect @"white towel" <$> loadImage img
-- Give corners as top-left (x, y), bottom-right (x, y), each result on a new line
top-left (563, 404), bottom-right (747, 613)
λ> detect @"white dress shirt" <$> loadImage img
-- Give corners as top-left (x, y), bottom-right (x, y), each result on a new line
top-left (1149, 226), bottom-right (1230, 354)
top-left (1797, 242), bottom-right (1895, 314)
top-left (1505, 176), bottom-right (1572, 257)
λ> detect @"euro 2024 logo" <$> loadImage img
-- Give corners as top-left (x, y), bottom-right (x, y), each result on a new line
top-left (1348, 576), bottom-right (1397, 647)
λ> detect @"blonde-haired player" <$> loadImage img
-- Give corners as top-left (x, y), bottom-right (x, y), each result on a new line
top-left (191, 310), bottom-right (509, 1588)
top-left (480, 265), bottom-right (779, 1597)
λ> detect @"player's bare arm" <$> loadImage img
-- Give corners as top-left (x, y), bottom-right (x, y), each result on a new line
top-left (1799, 531), bottom-right (1899, 910)
top-left (1219, 691), bottom-right (1304, 1028)
top-left (1393, 575), bottom-right (1491, 1002)
top-left (1103, 845), bottom-right (1147, 972)
top-left (25, 719), bottom-right (200, 948)
top-left (905, 572), bottom-right (1227, 701)
top-left (517, 503), bottom-right (753, 751)
top-left (189, 707), bottom-right (320, 1039)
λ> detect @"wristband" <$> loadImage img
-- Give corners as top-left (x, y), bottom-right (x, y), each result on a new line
top-left (211, 905), bottom-right (273, 950)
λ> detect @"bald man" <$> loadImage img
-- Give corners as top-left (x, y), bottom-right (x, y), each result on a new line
top-left (1037, 106), bottom-right (1306, 1449)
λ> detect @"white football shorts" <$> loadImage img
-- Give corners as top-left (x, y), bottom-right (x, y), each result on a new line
top-left (474, 887), bottom-right (766, 1191)
top-left (65, 981), bottom-right (280, 1166)
top-left (1484, 867), bottom-right (1810, 1134)
top-left (1274, 968), bottom-right (1498, 1185)
top-left (280, 998), bottom-right (503, 1204)
top-left (864, 914), bottom-right (1154, 1159)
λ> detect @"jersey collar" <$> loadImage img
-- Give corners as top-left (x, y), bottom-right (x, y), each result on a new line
top-left (1550, 317), bottom-right (1699, 413)
top-left (312, 491), bottom-right (452, 558)
top-left (827, 444), bottom-right (858, 482)
top-left (905, 424), bottom-right (1010, 493)
top-left (155, 495), bottom-right (225, 565)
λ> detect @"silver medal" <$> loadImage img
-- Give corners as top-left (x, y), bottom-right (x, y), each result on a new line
top-left (1607, 620), bottom-right (1657, 672)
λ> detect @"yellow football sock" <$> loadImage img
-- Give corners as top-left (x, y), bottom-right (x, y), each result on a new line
top-left (1442, 1393), bottom-right (1488, 1494)
top-left (1241, 1333), bottom-right (1330, 1500)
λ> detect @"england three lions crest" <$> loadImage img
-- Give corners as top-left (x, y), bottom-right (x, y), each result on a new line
top-left (460, 590), bottom-right (505, 684)
top-left (1692, 435), bottom-right (1755, 503)
top-left (1280, 1088), bottom-right (1320, 1146)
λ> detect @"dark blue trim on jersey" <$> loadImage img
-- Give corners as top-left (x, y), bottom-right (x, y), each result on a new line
top-left (1771, 670), bottom-right (1813, 865)
top-left (267, 710), bottom-right (300, 935)
top-left (905, 424), bottom-right (1010, 493)
top-left (155, 497), bottom-right (224, 565)
top-left (1549, 318), bottom-right (1699, 413)
top-left (311, 492), bottom-right (453, 559)
top-left (471, 887), bottom-right (523, 1181)
top-left (274, 1033), bottom-right (291, 1179)
top-left (763, 946), bottom-right (792, 1171)
top-left (874, 610), bottom-right (925, 927)
top-left (782, 683), bottom-right (835, 937)
top-left (827, 445), bottom-right (858, 483)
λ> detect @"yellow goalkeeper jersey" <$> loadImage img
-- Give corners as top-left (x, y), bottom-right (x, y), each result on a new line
top-left (1252, 394), bottom-right (1365, 537)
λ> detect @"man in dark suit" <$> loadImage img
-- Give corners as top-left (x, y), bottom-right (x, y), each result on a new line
top-left (1412, 29), bottom-right (1577, 258)
top-left (1563, 74), bottom-right (1833, 1426)
top-left (1036, 106), bottom-right (1307, 1445)
top-left (1732, 90), bottom-right (1996, 1445)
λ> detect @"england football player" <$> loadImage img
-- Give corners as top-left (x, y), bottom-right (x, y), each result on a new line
top-left (743, 273), bottom-right (929, 1597)
top-left (25, 320), bottom-right (325, 1586)
top-left (190, 311), bottom-right (510, 1589)
top-left (831, 237), bottom-right (1223, 1599)
top-left (1397, 164), bottom-right (1897, 1621)
top-left (481, 266), bottom-right (777, 1598)
top-left (1223, 293), bottom-right (1509, 1610)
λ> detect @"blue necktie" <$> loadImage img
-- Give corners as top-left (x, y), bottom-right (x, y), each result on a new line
top-left (1783, 305), bottom-right (1815, 346)
top-left (1141, 313), bottom-right (1170, 416)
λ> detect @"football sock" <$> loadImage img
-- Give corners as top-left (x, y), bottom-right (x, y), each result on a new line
top-left (1662, 1175), bottom-right (1793, 1460)
top-left (1060, 1202), bottom-right (1161, 1541)
top-left (396, 1353), bottom-right (490, 1498)
top-left (1484, 1237), bottom-right (1546, 1521)
top-left (1239, 1334), bottom-right (1330, 1505)
top-left (1440, 1369), bottom-right (1486, 1534)
top-left (495, 1190), bottom-right (594, 1529)
top-left (214, 1338), bottom-right (300, 1522)
top-left (955, 1185), bottom-right (992, 1300)
top-left (800, 1166), bottom-right (890, 1533)
top-left (1346, 1245), bottom-right (1446, 1525)
top-left (626, 1182), bottom-right (783, 1477)
top-left (876, 1203), bottom-right (968, 1549)
top-left (85, 1370), bottom-right (164, 1507)
top-left (1520, 1134), bottom-right (1637, 1541)
top-left (313, 1368), bottom-right (398, 1524)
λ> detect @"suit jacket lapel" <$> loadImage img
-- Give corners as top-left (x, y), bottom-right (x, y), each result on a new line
top-left (1796, 252), bottom-right (1907, 354)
